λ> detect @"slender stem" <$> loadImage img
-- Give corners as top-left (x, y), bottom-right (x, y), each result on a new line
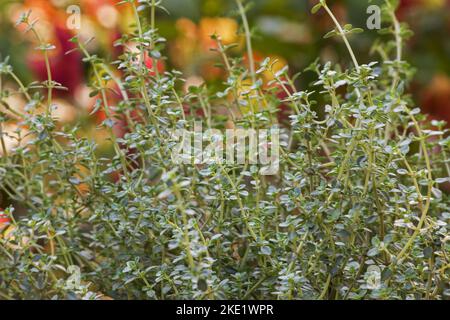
top-left (385, 0), bottom-right (403, 62)
top-left (322, 2), bottom-right (360, 72)
top-left (30, 28), bottom-right (53, 114)
top-left (8, 71), bottom-right (32, 103)
top-left (319, 274), bottom-right (331, 299)
top-left (395, 111), bottom-right (433, 264)
top-left (236, 0), bottom-right (256, 83)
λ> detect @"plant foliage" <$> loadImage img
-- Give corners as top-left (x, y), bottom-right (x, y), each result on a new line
top-left (0, 0), bottom-right (449, 300)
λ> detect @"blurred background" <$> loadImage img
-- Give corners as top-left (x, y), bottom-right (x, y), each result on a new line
top-left (0, 0), bottom-right (449, 143)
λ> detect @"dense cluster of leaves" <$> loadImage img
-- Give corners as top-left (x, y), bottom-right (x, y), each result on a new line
top-left (0, 0), bottom-right (449, 300)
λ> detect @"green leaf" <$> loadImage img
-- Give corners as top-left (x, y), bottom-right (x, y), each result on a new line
top-left (260, 246), bottom-right (272, 256)
top-left (349, 28), bottom-right (364, 34)
top-left (423, 247), bottom-right (433, 259)
top-left (324, 29), bottom-right (338, 39)
top-left (367, 248), bottom-right (379, 257)
top-left (311, 3), bottom-right (323, 14)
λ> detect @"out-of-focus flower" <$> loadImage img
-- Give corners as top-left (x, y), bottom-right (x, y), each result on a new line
top-left (95, 3), bottom-right (119, 29)
top-left (170, 17), bottom-right (241, 80)
top-left (79, 0), bottom-right (130, 54)
top-left (81, 0), bottom-right (132, 30)
top-left (421, 74), bottom-right (450, 125)
top-left (171, 18), bottom-right (198, 69)
top-left (199, 17), bottom-right (239, 50)
top-left (144, 54), bottom-right (166, 77)
top-left (0, 210), bottom-right (11, 232)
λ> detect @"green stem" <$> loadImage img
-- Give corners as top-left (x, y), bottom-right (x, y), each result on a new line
top-left (236, 0), bottom-right (256, 84)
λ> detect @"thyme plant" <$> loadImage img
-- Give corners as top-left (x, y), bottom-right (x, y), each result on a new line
top-left (0, 0), bottom-right (449, 300)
